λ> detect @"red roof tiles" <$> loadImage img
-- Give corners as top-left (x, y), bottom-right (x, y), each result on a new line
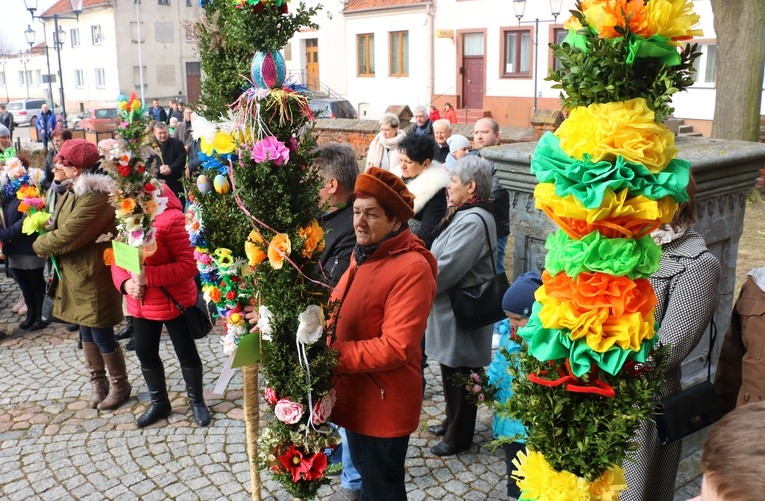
top-left (345, 0), bottom-right (429, 13)
top-left (42, 0), bottom-right (110, 17)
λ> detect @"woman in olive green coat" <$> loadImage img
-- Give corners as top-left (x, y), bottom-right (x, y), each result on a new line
top-left (33, 139), bottom-right (130, 411)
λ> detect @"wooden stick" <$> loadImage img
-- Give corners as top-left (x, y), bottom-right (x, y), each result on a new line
top-left (242, 364), bottom-right (262, 501)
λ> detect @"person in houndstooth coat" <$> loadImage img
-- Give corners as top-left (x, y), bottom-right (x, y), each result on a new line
top-left (622, 176), bottom-right (721, 501)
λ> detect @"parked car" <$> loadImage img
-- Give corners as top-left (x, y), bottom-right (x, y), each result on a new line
top-left (6, 99), bottom-right (62, 127)
top-left (70, 110), bottom-right (91, 129)
top-left (77, 107), bottom-right (121, 132)
top-left (309, 97), bottom-right (357, 119)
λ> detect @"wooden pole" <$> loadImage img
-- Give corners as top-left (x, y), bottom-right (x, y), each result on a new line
top-left (242, 364), bottom-right (261, 501)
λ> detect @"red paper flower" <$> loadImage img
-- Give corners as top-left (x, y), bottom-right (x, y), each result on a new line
top-left (117, 164), bottom-right (131, 177)
top-left (143, 182), bottom-right (155, 192)
top-left (302, 451), bottom-right (328, 481)
top-left (279, 445), bottom-right (309, 483)
top-left (225, 290), bottom-right (237, 300)
top-left (264, 386), bottom-right (278, 405)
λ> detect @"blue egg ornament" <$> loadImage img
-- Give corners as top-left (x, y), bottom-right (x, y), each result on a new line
top-left (196, 174), bottom-right (212, 194)
top-left (213, 174), bottom-right (230, 194)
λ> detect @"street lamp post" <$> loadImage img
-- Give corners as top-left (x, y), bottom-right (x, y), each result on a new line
top-left (24, 23), bottom-right (55, 111)
top-left (512, 0), bottom-right (563, 112)
top-left (24, 0), bottom-right (83, 128)
top-left (20, 53), bottom-right (31, 99)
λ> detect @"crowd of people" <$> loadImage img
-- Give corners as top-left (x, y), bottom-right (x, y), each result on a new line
top-left (0, 100), bottom-right (760, 501)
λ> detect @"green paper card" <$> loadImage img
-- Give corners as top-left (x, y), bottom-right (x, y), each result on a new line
top-left (112, 240), bottom-right (141, 273)
top-left (231, 333), bottom-right (261, 368)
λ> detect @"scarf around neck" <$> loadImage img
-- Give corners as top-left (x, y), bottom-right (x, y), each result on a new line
top-left (432, 196), bottom-right (493, 238)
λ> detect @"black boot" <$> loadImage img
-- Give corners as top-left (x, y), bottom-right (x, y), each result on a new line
top-left (181, 366), bottom-right (211, 426)
top-left (19, 305), bottom-right (36, 330)
top-left (115, 317), bottom-right (134, 340)
top-left (136, 367), bottom-right (172, 428)
top-left (28, 296), bottom-right (49, 331)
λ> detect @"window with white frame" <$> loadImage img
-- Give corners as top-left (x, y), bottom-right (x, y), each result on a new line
top-left (70, 28), bottom-right (80, 47)
top-left (502, 28), bottom-right (531, 77)
top-left (95, 68), bottom-right (106, 87)
top-left (74, 69), bottom-right (84, 88)
top-left (91, 25), bottom-right (103, 45)
top-left (35, 70), bottom-right (42, 85)
top-left (0, 71), bottom-right (5, 87)
top-left (158, 0), bottom-right (170, 5)
top-left (19, 71), bottom-right (32, 86)
top-left (691, 44), bottom-right (717, 84)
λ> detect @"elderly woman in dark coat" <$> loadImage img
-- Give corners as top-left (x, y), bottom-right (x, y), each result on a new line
top-left (33, 139), bottom-right (129, 411)
top-left (622, 176), bottom-right (720, 501)
top-left (425, 155), bottom-right (497, 456)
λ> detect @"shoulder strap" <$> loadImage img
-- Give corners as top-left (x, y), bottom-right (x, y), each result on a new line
top-left (460, 212), bottom-right (497, 276)
top-left (705, 315), bottom-right (717, 381)
top-left (160, 286), bottom-right (185, 312)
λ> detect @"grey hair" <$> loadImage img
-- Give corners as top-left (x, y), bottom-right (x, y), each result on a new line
top-left (413, 105), bottom-right (427, 115)
top-left (433, 119), bottom-right (451, 131)
top-left (379, 112), bottom-right (400, 128)
top-left (314, 143), bottom-right (359, 194)
top-left (153, 121), bottom-right (168, 131)
top-left (450, 156), bottom-right (493, 200)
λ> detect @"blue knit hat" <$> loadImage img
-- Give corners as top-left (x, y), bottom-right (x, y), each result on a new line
top-left (0, 124), bottom-right (9, 137)
top-left (502, 271), bottom-right (542, 318)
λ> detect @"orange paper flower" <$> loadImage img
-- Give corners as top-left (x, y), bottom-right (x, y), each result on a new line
top-left (579, 0), bottom-right (652, 39)
top-left (144, 200), bottom-right (158, 215)
top-left (103, 248), bottom-right (115, 266)
top-left (119, 198), bottom-right (137, 214)
top-left (268, 233), bottom-right (292, 270)
top-left (299, 220), bottom-right (325, 258)
top-left (245, 229), bottom-right (267, 266)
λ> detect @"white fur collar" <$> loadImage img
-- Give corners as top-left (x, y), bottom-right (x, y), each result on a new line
top-left (73, 172), bottom-right (116, 197)
top-left (391, 162), bottom-right (449, 215)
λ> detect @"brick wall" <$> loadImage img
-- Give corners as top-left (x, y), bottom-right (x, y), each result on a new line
top-left (311, 118), bottom-right (537, 161)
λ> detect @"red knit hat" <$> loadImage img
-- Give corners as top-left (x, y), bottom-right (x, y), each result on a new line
top-left (355, 167), bottom-right (415, 222)
top-left (57, 138), bottom-right (100, 170)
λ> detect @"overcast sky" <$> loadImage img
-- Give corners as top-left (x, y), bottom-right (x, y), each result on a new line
top-left (5, 0), bottom-right (58, 54)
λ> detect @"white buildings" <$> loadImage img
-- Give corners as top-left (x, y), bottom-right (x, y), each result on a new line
top-left (1, 0), bottom-right (200, 118)
top-left (283, 0), bottom-right (764, 135)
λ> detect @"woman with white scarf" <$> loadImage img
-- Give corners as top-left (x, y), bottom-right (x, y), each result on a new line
top-left (365, 113), bottom-right (406, 172)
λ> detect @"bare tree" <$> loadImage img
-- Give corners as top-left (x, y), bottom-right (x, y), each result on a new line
top-left (710, 0), bottom-right (765, 141)
top-left (0, 29), bottom-right (18, 58)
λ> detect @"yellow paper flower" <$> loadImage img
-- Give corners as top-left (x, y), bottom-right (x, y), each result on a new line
top-left (21, 211), bottom-right (51, 235)
top-left (268, 233), bottom-right (291, 270)
top-left (589, 465), bottom-right (628, 501)
top-left (16, 185), bottom-right (40, 200)
top-left (212, 130), bottom-right (236, 155)
top-left (512, 450), bottom-right (628, 501)
top-left (555, 98), bottom-right (677, 173)
top-left (645, 0), bottom-right (702, 42)
top-left (512, 450), bottom-right (590, 501)
top-left (536, 287), bottom-right (654, 352)
top-left (245, 229), bottom-right (267, 266)
top-left (534, 184), bottom-right (678, 224)
top-left (298, 219), bottom-right (325, 258)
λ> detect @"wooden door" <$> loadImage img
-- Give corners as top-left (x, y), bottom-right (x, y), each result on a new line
top-left (185, 61), bottom-right (201, 104)
top-left (305, 39), bottom-right (319, 92)
top-left (462, 33), bottom-right (485, 109)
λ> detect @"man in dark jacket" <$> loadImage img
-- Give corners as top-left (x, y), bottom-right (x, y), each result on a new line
top-left (470, 117), bottom-right (509, 274)
top-left (315, 143), bottom-right (358, 288)
top-left (432, 119), bottom-right (451, 163)
top-left (0, 104), bottom-right (14, 140)
top-left (148, 99), bottom-right (167, 124)
top-left (152, 121), bottom-right (187, 201)
top-left (407, 106), bottom-right (434, 138)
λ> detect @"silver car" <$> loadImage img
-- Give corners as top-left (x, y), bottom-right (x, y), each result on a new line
top-left (6, 99), bottom-right (62, 127)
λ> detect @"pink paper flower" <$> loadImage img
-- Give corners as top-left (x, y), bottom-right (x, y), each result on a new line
top-left (265, 387), bottom-right (278, 405)
top-left (251, 136), bottom-right (290, 166)
top-left (274, 398), bottom-right (304, 424)
top-left (311, 389), bottom-right (336, 425)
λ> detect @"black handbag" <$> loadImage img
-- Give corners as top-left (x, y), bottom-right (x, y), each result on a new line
top-left (160, 287), bottom-right (213, 340)
top-left (448, 213), bottom-right (509, 331)
top-left (41, 258), bottom-right (63, 324)
top-left (654, 318), bottom-right (722, 445)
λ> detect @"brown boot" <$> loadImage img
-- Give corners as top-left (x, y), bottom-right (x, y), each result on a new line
top-left (82, 341), bottom-right (109, 409)
top-left (97, 345), bottom-right (132, 410)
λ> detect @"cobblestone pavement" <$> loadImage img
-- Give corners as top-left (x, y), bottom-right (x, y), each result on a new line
top-left (0, 273), bottom-right (700, 500)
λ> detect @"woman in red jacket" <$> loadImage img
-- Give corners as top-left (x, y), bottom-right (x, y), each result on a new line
top-left (111, 184), bottom-right (210, 428)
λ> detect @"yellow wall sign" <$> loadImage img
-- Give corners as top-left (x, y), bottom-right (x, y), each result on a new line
top-left (435, 29), bottom-right (454, 39)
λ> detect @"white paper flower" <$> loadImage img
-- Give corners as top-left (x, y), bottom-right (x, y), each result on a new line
top-left (191, 113), bottom-right (218, 142)
top-left (257, 305), bottom-right (274, 341)
top-left (296, 305), bottom-right (323, 345)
